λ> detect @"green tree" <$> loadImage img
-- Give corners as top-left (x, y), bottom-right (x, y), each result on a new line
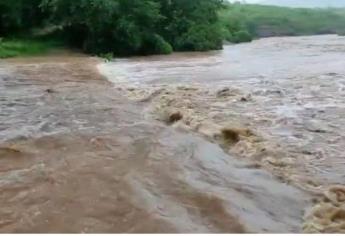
top-left (2, 0), bottom-right (225, 55)
top-left (42, 0), bottom-right (224, 55)
top-left (0, 0), bottom-right (45, 36)
top-left (157, 0), bottom-right (224, 50)
top-left (41, 0), bottom-right (169, 55)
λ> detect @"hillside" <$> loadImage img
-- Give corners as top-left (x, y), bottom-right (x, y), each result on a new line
top-left (220, 3), bottom-right (345, 42)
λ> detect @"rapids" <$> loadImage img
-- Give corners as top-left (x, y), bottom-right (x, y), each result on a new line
top-left (1, 35), bottom-right (344, 233)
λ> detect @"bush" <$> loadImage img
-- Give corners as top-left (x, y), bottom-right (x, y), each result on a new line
top-left (233, 30), bottom-right (253, 43)
top-left (175, 24), bottom-right (223, 51)
top-left (99, 52), bottom-right (114, 62)
top-left (140, 34), bottom-right (173, 55)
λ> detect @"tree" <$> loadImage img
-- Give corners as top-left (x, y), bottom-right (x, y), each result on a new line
top-left (42, 0), bottom-right (169, 54)
top-left (157, 0), bottom-right (224, 50)
top-left (3, 0), bottom-right (225, 55)
top-left (0, 0), bottom-right (45, 36)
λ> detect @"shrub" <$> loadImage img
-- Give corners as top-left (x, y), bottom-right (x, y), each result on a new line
top-left (233, 30), bottom-right (253, 43)
top-left (99, 52), bottom-right (114, 62)
top-left (175, 24), bottom-right (223, 51)
top-left (140, 34), bottom-right (173, 55)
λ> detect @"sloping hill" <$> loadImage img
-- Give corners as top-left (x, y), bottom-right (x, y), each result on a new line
top-left (220, 4), bottom-right (345, 41)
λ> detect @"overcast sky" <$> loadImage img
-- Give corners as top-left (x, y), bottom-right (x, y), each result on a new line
top-left (228, 0), bottom-right (261, 2)
top-left (227, 0), bottom-right (345, 7)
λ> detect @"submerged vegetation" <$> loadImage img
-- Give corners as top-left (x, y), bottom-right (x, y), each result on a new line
top-left (220, 3), bottom-right (345, 43)
top-left (1, 0), bottom-right (345, 58)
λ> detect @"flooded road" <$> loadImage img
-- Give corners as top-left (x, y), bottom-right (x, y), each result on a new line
top-left (0, 35), bottom-right (344, 233)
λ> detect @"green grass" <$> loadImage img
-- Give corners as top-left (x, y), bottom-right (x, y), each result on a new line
top-left (220, 3), bottom-right (345, 43)
top-left (0, 38), bottom-right (63, 59)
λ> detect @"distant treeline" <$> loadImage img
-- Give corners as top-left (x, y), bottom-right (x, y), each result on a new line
top-left (0, 0), bottom-right (224, 56)
top-left (220, 3), bottom-right (345, 43)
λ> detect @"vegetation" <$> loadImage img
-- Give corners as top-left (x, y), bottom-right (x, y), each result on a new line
top-left (220, 3), bottom-right (345, 43)
top-left (0, 0), bottom-right (224, 57)
top-left (1, 0), bottom-right (345, 58)
top-left (226, 30), bottom-right (253, 43)
top-left (0, 38), bottom-right (62, 58)
top-left (0, 0), bottom-right (47, 36)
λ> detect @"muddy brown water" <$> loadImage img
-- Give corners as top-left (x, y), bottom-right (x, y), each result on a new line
top-left (0, 35), bottom-right (344, 233)
top-left (100, 35), bottom-right (345, 190)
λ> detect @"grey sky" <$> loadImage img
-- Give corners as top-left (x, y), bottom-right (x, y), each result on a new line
top-left (227, 0), bottom-right (345, 8)
top-left (229, 0), bottom-right (261, 3)
top-left (228, 0), bottom-right (261, 2)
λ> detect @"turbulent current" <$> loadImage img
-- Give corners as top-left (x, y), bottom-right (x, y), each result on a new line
top-left (0, 35), bottom-right (345, 233)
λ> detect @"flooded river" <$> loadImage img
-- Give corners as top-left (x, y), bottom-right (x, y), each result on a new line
top-left (1, 35), bottom-right (345, 233)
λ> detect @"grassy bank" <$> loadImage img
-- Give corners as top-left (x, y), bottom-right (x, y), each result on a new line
top-left (0, 38), bottom-right (63, 59)
top-left (220, 4), bottom-right (345, 43)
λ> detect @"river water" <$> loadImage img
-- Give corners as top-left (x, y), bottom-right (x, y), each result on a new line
top-left (0, 35), bottom-right (344, 233)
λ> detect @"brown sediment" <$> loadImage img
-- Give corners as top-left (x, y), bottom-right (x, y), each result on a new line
top-left (221, 128), bottom-right (241, 144)
top-left (222, 127), bottom-right (254, 140)
top-left (167, 111), bottom-right (184, 124)
top-left (0, 146), bottom-right (22, 154)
